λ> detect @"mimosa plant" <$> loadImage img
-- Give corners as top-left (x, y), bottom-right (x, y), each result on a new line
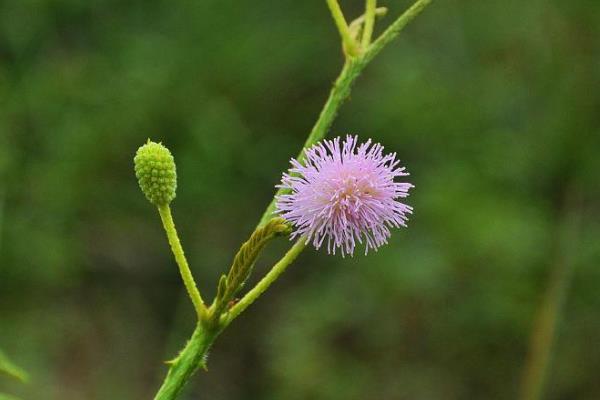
top-left (134, 1), bottom-right (432, 398)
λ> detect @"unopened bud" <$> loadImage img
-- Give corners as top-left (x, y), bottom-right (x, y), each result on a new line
top-left (134, 140), bottom-right (177, 206)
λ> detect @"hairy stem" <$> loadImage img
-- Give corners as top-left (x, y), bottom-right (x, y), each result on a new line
top-left (158, 204), bottom-right (206, 318)
top-left (153, 325), bottom-right (218, 400)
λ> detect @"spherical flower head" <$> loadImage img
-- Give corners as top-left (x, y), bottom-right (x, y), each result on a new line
top-left (134, 140), bottom-right (177, 206)
top-left (275, 135), bottom-right (413, 256)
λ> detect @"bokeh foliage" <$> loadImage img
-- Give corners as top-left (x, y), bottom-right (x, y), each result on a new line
top-left (1, 0), bottom-right (599, 399)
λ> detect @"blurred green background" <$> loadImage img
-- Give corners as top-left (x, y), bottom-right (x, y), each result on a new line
top-left (1, 0), bottom-right (599, 399)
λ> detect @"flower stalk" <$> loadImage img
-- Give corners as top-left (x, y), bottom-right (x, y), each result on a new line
top-left (158, 204), bottom-right (206, 319)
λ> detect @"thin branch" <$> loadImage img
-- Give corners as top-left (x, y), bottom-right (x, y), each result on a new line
top-left (325, 0), bottom-right (360, 56)
top-left (158, 204), bottom-right (206, 318)
top-left (361, 0), bottom-right (377, 47)
top-left (364, 0), bottom-right (432, 63)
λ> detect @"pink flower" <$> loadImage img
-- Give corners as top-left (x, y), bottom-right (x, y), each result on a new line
top-left (275, 135), bottom-right (413, 256)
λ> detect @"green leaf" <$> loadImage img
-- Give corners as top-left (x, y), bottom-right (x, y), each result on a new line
top-left (0, 349), bottom-right (28, 383)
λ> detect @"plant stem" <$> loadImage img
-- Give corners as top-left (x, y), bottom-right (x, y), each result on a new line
top-left (153, 325), bottom-right (219, 400)
top-left (349, 6), bottom-right (388, 34)
top-left (0, 348), bottom-right (28, 383)
top-left (325, 0), bottom-right (360, 56)
top-left (518, 192), bottom-right (582, 400)
top-left (361, 0), bottom-right (377, 47)
top-left (257, 59), bottom-right (357, 227)
top-left (158, 204), bottom-right (206, 318)
top-left (258, 0), bottom-right (433, 228)
top-left (363, 0), bottom-right (432, 64)
top-left (223, 240), bottom-right (307, 326)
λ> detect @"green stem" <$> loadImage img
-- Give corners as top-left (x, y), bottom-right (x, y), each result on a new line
top-left (153, 325), bottom-right (219, 400)
top-left (349, 7), bottom-right (388, 34)
top-left (361, 0), bottom-right (377, 47)
top-left (223, 240), bottom-right (307, 326)
top-left (258, 0), bottom-right (433, 229)
top-left (257, 60), bottom-right (362, 227)
top-left (363, 0), bottom-right (432, 64)
top-left (158, 204), bottom-right (206, 318)
top-left (0, 348), bottom-right (28, 383)
top-left (325, 0), bottom-right (360, 56)
top-left (518, 192), bottom-right (582, 400)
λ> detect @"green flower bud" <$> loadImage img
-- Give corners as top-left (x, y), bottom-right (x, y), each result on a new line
top-left (134, 140), bottom-right (177, 206)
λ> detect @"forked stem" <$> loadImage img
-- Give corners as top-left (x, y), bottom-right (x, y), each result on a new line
top-left (223, 240), bottom-right (307, 325)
